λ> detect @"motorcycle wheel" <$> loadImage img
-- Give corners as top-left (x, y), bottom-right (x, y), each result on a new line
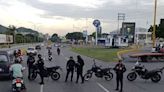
top-left (28, 72), bottom-right (37, 81)
top-left (127, 72), bottom-right (137, 81)
top-left (51, 72), bottom-right (60, 81)
top-left (84, 73), bottom-right (92, 81)
top-left (104, 72), bottom-right (113, 81)
top-left (151, 73), bottom-right (161, 83)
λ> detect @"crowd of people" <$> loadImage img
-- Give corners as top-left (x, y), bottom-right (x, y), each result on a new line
top-left (10, 47), bottom-right (126, 92)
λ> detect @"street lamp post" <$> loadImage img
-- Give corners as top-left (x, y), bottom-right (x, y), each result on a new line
top-left (153, 0), bottom-right (157, 47)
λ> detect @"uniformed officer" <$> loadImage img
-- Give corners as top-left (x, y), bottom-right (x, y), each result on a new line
top-left (37, 54), bottom-right (45, 85)
top-left (27, 53), bottom-right (35, 79)
top-left (114, 60), bottom-right (126, 92)
top-left (75, 55), bottom-right (84, 83)
top-left (65, 56), bottom-right (75, 82)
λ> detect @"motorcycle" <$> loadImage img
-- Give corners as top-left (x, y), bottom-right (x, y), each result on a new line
top-left (28, 64), bottom-right (62, 81)
top-left (12, 77), bottom-right (26, 92)
top-left (48, 51), bottom-right (52, 61)
top-left (11, 67), bottom-right (26, 92)
top-left (84, 59), bottom-right (113, 81)
top-left (127, 62), bottom-right (164, 83)
top-left (48, 55), bottom-right (52, 61)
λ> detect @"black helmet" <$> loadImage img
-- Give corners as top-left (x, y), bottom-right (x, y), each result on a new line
top-left (14, 59), bottom-right (19, 63)
top-left (38, 54), bottom-right (42, 58)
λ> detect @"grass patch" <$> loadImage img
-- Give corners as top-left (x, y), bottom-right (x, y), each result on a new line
top-left (71, 47), bottom-right (122, 62)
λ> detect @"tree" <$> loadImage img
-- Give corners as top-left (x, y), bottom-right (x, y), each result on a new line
top-left (8, 25), bottom-right (16, 43)
top-left (15, 34), bottom-right (24, 43)
top-left (65, 32), bottom-right (83, 41)
top-left (148, 24), bottom-right (164, 38)
top-left (51, 33), bottom-right (60, 42)
top-left (90, 32), bottom-right (101, 39)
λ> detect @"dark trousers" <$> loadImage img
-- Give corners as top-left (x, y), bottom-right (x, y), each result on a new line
top-left (65, 69), bottom-right (74, 82)
top-left (76, 69), bottom-right (84, 83)
top-left (39, 69), bottom-right (44, 83)
top-left (116, 75), bottom-right (123, 91)
top-left (28, 66), bottom-right (33, 78)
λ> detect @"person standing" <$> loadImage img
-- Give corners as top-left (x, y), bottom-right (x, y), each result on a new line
top-left (65, 56), bottom-right (75, 82)
top-left (27, 53), bottom-right (35, 79)
top-left (75, 55), bottom-right (84, 83)
top-left (36, 54), bottom-right (45, 85)
top-left (57, 47), bottom-right (60, 55)
top-left (114, 60), bottom-right (126, 92)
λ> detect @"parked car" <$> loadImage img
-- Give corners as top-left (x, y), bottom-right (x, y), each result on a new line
top-left (35, 45), bottom-right (41, 50)
top-left (26, 47), bottom-right (37, 55)
top-left (0, 51), bottom-right (13, 78)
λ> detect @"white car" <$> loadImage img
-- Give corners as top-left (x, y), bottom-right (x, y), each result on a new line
top-left (26, 47), bottom-right (37, 55)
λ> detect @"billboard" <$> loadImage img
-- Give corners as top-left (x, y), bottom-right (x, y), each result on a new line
top-left (121, 22), bottom-right (135, 43)
top-left (0, 34), bottom-right (13, 43)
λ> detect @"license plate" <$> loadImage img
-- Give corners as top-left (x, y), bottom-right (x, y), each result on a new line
top-left (16, 83), bottom-right (22, 87)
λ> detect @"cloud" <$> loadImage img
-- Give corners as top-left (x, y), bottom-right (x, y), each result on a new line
top-left (0, 0), bottom-right (164, 36)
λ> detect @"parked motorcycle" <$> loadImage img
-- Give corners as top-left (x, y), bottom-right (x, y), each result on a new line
top-left (12, 77), bottom-right (26, 92)
top-left (28, 64), bottom-right (62, 81)
top-left (127, 62), bottom-right (164, 83)
top-left (84, 59), bottom-right (113, 81)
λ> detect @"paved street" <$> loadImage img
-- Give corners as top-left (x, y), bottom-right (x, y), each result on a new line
top-left (0, 45), bottom-right (164, 92)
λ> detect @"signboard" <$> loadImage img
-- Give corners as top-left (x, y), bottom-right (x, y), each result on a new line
top-left (0, 34), bottom-right (13, 43)
top-left (93, 19), bottom-right (101, 27)
top-left (121, 22), bottom-right (135, 43)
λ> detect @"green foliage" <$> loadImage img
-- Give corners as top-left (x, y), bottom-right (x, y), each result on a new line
top-left (148, 23), bottom-right (164, 38)
top-left (65, 32), bottom-right (83, 40)
top-left (51, 33), bottom-right (60, 42)
top-left (90, 32), bottom-right (101, 39)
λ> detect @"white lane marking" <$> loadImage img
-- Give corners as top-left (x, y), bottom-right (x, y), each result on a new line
top-left (61, 52), bottom-right (69, 60)
top-left (40, 85), bottom-right (43, 92)
top-left (97, 82), bottom-right (110, 92)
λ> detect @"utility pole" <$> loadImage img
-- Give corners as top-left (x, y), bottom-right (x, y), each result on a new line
top-left (118, 13), bottom-right (125, 35)
top-left (153, 0), bottom-right (157, 47)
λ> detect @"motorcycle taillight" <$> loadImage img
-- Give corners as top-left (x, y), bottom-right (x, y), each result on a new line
top-left (16, 79), bottom-right (21, 83)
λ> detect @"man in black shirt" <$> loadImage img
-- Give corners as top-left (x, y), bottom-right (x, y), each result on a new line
top-left (76, 55), bottom-right (84, 83)
top-left (65, 56), bottom-right (75, 82)
top-left (27, 53), bottom-right (35, 79)
top-left (37, 54), bottom-right (45, 85)
top-left (114, 60), bottom-right (126, 92)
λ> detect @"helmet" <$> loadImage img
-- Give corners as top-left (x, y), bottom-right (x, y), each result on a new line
top-left (14, 58), bottom-right (19, 63)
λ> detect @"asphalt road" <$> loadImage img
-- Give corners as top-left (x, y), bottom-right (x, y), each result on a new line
top-left (0, 45), bottom-right (164, 92)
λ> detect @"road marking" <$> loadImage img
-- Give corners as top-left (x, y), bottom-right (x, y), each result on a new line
top-left (40, 85), bottom-right (43, 92)
top-left (97, 82), bottom-right (110, 92)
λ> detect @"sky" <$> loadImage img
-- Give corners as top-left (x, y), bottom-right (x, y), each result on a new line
top-left (0, 0), bottom-right (164, 36)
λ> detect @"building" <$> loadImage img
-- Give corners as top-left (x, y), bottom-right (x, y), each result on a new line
top-left (121, 22), bottom-right (136, 43)
top-left (97, 34), bottom-right (128, 47)
top-left (135, 28), bottom-right (152, 45)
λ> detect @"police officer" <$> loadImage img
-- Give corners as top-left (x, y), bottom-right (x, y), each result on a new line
top-left (75, 55), bottom-right (84, 83)
top-left (65, 56), bottom-right (75, 82)
top-left (114, 60), bottom-right (126, 92)
top-left (27, 53), bottom-right (35, 79)
top-left (37, 54), bottom-right (45, 84)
